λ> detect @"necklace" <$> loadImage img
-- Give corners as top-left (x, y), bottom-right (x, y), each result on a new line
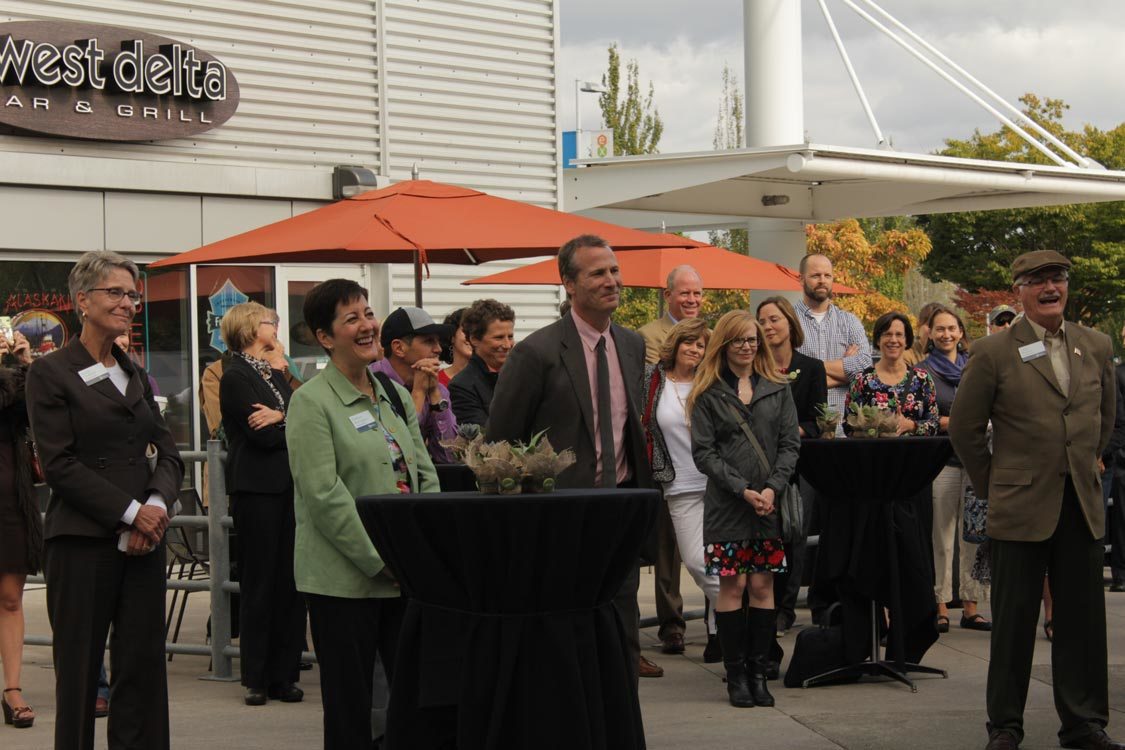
top-left (665, 375), bottom-right (692, 428)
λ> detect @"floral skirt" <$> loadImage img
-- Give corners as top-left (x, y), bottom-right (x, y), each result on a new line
top-left (704, 538), bottom-right (787, 576)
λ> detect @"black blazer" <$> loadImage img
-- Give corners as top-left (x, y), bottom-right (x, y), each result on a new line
top-left (486, 313), bottom-right (652, 490)
top-left (788, 350), bottom-right (828, 438)
top-left (220, 355), bottom-right (293, 495)
top-left (26, 337), bottom-right (184, 540)
top-left (448, 354), bottom-right (498, 428)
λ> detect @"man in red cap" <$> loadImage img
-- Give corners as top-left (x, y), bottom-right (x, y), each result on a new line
top-left (950, 250), bottom-right (1119, 750)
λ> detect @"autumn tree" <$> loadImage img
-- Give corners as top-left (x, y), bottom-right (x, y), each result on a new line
top-left (805, 219), bottom-right (933, 332)
top-left (919, 94), bottom-right (1125, 338)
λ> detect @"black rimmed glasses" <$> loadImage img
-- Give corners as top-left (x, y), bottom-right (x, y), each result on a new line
top-left (729, 336), bottom-right (758, 349)
top-left (89, 287), bottom-right (142, 307)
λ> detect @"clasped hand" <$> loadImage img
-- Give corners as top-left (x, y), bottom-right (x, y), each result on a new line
top-left (743, 487), bottom-right (776, 516)
top-left (127, 504), bottom-right (169, 555)
top-left (248, 403), bottom-right (284, 430)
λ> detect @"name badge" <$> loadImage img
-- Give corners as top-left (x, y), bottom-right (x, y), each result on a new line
top-left (349, 411), bottom-right (377, 433)
top-left (78, 362), bottom-right (110, 385)
top-left (316, 357), bottom-right (328, 370)
top-left (1018, 340), bottom-right (1048, 362)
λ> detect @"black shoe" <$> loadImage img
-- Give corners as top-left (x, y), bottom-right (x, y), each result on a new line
top-left (984, 730), bottom-right (1019, 749)
top-left (746, 607), bottom-right (776, 707)
top-left (960, 613), bottom-right (992, 631)
top-left (1110, 581), bottom-right (1125, 593)
top-left (244, 688), bottom-right (267, 706)
top-left (702, 634), bottom-right (723, 664)
top-left (268, 683), bottom-right (304, 703)
top-left (660, 632), bottom-right (685, 655)
top-left (747, 663), bottom-right (775, 707)
top-left (715, 609), bottom-right (754, 708)
top-left (936, 615), bottom-right (950, 633)
top-left (299, 660), bottom-right (314, 671)
top-left (1061, 730), bottom-right (1125, 750)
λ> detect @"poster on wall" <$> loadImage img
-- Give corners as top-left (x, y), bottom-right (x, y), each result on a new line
top-left (0, 262), bottom-right (79, 357)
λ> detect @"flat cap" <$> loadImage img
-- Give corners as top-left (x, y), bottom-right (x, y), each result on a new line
top-left (1010, 250), bottom-right (1071, 281)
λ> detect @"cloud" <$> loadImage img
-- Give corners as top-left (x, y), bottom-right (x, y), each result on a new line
top-left (560, 2), bottom-right (1125, 158)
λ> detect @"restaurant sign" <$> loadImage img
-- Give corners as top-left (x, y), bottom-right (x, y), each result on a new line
top-left (0, 20), bottom-right (239, 141)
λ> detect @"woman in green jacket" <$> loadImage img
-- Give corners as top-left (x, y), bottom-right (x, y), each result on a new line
top-left (286, 279), bottom-right (439, 750)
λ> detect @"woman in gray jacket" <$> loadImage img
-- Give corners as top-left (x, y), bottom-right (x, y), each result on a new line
top-left (688, 310), bottom-right (800, 708)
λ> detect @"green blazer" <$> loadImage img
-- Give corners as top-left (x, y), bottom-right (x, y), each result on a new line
top-left (287, 360), bottom-right (440, 598)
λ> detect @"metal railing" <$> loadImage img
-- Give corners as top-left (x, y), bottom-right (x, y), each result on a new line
top-left (24, 440), bottom-right (286, 680)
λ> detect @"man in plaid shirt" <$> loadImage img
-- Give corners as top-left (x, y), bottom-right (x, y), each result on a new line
top-left (794, 254), bottom-right (872, 423)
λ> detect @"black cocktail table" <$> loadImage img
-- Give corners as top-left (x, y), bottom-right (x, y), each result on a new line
top-left (798, 436), bottom-right (953, 691)
top-left (356, 488), bottom-right (659, 750)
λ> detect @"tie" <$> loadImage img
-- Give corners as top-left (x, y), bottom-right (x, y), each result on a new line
top-left (596, 335), bottom-right (616, 488)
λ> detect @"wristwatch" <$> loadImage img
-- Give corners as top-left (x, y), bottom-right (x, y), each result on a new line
top-left (430, 398), bottom-right (450, 413)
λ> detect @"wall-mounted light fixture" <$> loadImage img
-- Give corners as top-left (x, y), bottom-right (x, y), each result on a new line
top-left (333, 165), bottom-right (385, 199)
top-left (761, 194), bottom-right (791, 206)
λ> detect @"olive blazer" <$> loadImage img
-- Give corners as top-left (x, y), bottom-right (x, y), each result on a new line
top-left (286, 360), bottom-right (440, 599)
top-left (691, 374), bottom-right (800, 543)
top-left (26, 337), bottom-right (184, 539)
top-left (949, 317), bottom-right (1115, 541)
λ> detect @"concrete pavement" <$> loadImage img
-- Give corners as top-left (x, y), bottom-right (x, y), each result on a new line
top-left (6, 567), bottom-right (1123, 749)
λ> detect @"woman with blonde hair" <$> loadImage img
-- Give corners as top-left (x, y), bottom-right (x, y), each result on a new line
top-left (689, 311), bottom-right (800, 708)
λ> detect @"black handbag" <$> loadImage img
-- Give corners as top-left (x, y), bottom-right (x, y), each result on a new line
top-left (726, 404), bottom-right (805, 543)
top-left (783, 603), bottom-right (855, 688)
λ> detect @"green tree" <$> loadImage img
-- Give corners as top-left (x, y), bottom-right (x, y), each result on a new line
top-left (919, 94), bottom-right (1125, 333)
top-left (599, 44), bottom-right (663, 157)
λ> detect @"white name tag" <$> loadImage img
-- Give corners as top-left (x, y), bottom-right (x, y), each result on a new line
top-left (1018, 341), bottom-right (1048, 362)
top-left (349, 411), bottom-right (377, 433)
top-left (78, 362), bottom-right (110, 385)
top-left (316, 357), bottom-right (328, 370)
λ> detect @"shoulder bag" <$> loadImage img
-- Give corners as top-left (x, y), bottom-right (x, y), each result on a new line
top-left (726, 403), bottom-right (805, 544)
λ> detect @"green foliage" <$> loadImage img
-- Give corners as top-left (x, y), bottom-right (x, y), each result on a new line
top-left (599, 44), bottom-right (663, 156)
top-left (919, 93), bottom-right (1125, 328)
top-left (613, 288), bottom-right (660, 331)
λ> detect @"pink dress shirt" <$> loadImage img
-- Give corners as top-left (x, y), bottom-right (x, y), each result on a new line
top-left (572, 313), bottom-right (630, 486)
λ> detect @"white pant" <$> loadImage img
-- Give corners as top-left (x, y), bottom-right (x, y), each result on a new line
top-left (665, 488), bottom-right (719, 632)
top-left (932, 465), bottom-right (988, 604)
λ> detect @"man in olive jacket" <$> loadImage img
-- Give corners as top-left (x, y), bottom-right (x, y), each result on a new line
top-left (949, 250), bottom-right (1119, 750)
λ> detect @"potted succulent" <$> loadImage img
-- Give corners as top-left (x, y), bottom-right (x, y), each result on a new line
top-left (516, 432), bottom-right (576, 493)
top-left (814, 403), bottom-right (842, 438)
top-left (845, 403), bottom-right (900, 438)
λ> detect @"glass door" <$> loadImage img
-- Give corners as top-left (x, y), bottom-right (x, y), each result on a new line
top-left (275, 265), bottom-right (367, 382)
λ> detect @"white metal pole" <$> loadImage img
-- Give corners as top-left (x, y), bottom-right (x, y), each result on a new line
top-left (817, 0), bottom-right (886, 146)
top-left (575, 79), bottom-right (581, 133)
top-left (744, 0), bottom-right (804, 147)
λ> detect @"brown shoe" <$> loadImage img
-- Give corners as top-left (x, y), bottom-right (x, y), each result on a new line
top-left (660, 632), bottom-right (685, 655)
top-left (638, 655), bottom-right (664, 678)
top-left (94, 697), bottom-right (109, 718)
top-left (984, 730), bottom-right (1019, 749)
top-left (1061, 730), bottom-right (1125, 750)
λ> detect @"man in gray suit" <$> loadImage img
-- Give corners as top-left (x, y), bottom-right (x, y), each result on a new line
top-left (487, 233), bottom-right (659, 680)
top-left (950, 250), bottom-right (1119, 750)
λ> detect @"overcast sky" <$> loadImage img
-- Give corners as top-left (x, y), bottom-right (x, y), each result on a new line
top-left (559, 0), bottom-right (1125, 157)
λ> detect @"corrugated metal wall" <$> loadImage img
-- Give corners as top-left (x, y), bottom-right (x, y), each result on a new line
top-left (0, 0), bottom-right (381, 170)
top-left (381, 0), bottom-right (561, 337)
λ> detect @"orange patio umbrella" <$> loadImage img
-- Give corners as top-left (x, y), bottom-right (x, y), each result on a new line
top-left (148, 180), bottom-right (697, 305)
top-left (464, 243), bottom-right (862, 293)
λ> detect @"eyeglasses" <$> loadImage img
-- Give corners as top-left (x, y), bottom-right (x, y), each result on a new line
top-left (1017, 272), bottom-right (1068, 288)
top-left (729, 337), bottom-right (759, 349)
top-left (89, 288), bottom-right (142, 306)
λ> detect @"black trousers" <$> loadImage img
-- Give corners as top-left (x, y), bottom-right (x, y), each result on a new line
top-left (232, 490), bottom-right (306, 690)
top-left (988, 481), bottom-right (1108, 745)
top-left (615, 564), bottom-right (641, 685)
top-left (45, 536), bottom-right (169, 750)
top-left (307, 593), bottom-right (405, 750)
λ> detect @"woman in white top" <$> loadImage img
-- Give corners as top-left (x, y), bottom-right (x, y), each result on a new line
top-left (640, 318), bottom-right (716, 655)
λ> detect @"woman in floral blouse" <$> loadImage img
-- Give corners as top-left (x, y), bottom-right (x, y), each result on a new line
top-left (845, 311), bottom-right (940, 436)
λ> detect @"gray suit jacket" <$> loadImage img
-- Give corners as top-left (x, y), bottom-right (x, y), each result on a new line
top-left (949, 317), bottom-right (1115, 541)
top-left (486, 312), bottom-right (652, 490)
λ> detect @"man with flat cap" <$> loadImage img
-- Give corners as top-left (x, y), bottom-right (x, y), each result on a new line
top-left (950, 250), bottom-right (1119, 750)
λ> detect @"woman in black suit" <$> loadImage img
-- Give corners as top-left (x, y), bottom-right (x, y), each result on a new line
top-left (219, 302), bottom-right (306, 707)
top-left (757, 296), bottom-right (827, 633)
top-left (26, 251), bottom-right (184, 750)
top-left (448, 298), bottom-right (515, 427)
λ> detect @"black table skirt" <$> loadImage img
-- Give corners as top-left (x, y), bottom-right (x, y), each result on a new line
top-left (799, 437), bottom-right (953, 665)
top-left (356, 488), bottom-right (659, 750)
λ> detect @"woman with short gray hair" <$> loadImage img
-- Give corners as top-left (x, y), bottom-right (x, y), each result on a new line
top-left (27, 250), bottom-right (184, 749)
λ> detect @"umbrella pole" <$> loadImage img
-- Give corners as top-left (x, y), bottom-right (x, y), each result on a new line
top-left (414, 250), bottom-right (423, 307)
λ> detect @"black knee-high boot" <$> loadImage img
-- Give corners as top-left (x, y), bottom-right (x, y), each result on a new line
top-left (715, 609), bottom-right (753, 707)
top-left (746, 607), bottom-right (776, 707)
